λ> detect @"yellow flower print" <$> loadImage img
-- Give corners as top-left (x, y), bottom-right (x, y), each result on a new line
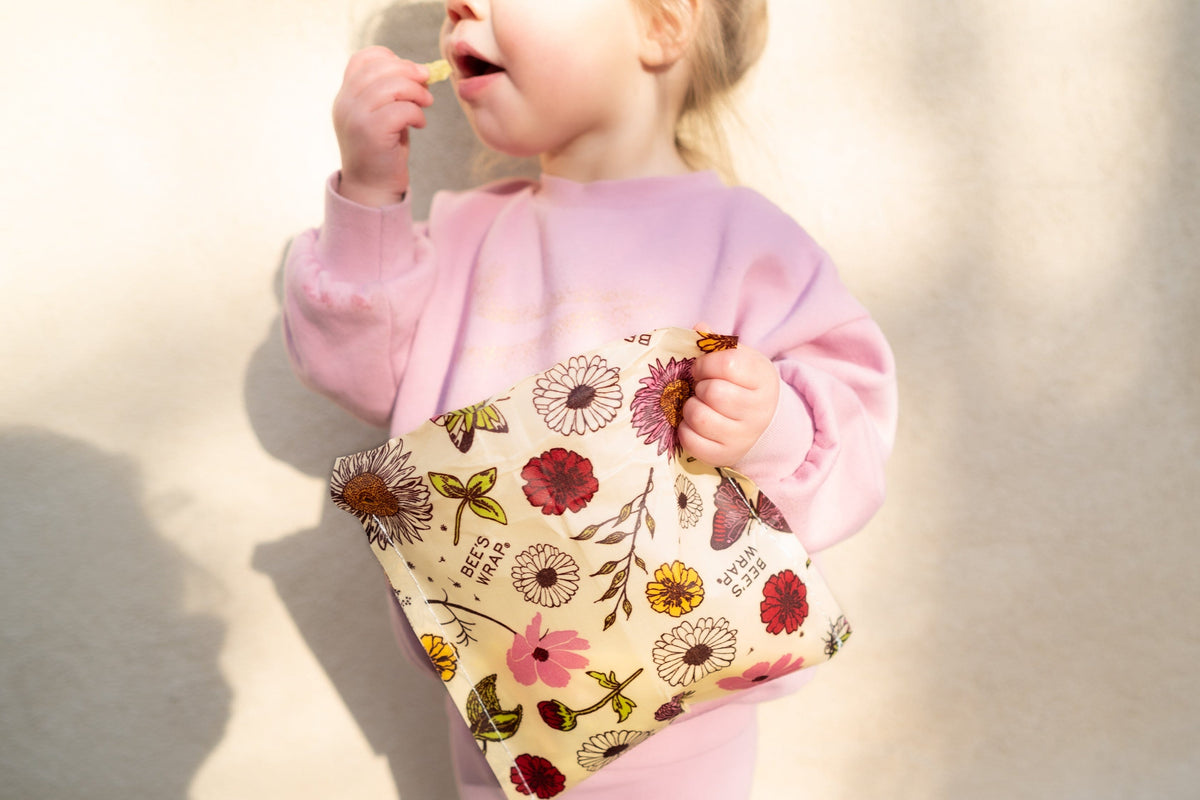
top-left (645, 561), bottom-right (704, 617)
top-left (421, 634), bottom-right (458, 681)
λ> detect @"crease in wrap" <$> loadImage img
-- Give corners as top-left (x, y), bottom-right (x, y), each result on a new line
top-left (330, 327), bottom-right (852, 799)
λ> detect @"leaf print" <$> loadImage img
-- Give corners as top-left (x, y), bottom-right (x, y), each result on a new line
top-left (429, 467), bottom-right (508, 545)
top-left (572, 469), bottom-right (656, 630)
top-left (426, 592), bottom-right (521, 648)
top-left (466, 674), bottom-right (523, 752)
top-left (537, 668), bottom-right (643, 732)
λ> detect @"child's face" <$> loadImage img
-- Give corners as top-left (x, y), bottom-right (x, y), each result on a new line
top-left (441, 0), bottom-right (651, 164)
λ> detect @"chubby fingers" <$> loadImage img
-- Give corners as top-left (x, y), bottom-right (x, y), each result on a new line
top-left (338, 46), bottom-right (435, 113)
top-left (675, 347), bottom-right (781, 466)
top-left (692, 346), bottom-right (778, 394)
top-left (677, 393), bottom-right (762, 467)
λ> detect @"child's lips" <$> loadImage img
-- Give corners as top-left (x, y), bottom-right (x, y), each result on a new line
top-left (455, 68), bottom-right (503, 103)
top-left (449, 41), bottom-right (504, 80)
top-left (448, 42), bottom-right (505, 101)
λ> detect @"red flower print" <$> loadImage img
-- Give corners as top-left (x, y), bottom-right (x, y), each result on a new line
top-left (537, 699), bottom-right (577, 731)
top-left (760, 569), bottom-right (809, 635)
top-left (510, 753), bottom-right (567, 798)
top-left (521, 448), bottom-right (598, 515)
top-left (630, 357), bottom-right (695, 460)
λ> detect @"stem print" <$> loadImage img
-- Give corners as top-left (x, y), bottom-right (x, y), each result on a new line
top-left (428, 593), bottom-right (520, 647)
top-left (537, 668), bottom-right (644, 732)
top-left (572, 468), bottom-right (656, 630)
top-left (429, 467), bottom-right (508, 545)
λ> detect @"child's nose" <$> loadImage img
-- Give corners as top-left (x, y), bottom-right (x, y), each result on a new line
top-left (445, 0), bottom-right (484, 25)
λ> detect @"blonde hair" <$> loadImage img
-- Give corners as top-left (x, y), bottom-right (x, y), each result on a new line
top-left (639, 0), bottom-right (769, 180)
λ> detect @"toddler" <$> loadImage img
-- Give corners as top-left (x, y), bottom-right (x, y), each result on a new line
top-left (284, 0), bottom-right (898, 796)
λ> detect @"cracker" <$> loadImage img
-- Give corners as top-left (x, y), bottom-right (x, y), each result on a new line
top-left (423, 59), bottom-right (451, 84)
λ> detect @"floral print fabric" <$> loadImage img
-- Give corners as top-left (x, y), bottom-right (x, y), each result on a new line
top-left (330, 328), bottom-right (851, 800)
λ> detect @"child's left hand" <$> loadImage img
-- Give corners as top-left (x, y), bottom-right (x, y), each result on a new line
top-left (679, 340), bottom-right (780, 467)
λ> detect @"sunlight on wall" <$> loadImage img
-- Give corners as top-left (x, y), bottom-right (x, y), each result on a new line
top-left (3, 0), bottom-right (1195, 798)
top-left (975, 2), bottom-right (1172, 422)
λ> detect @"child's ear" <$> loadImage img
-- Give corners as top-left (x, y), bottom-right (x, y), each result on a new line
top-left (638, 0), bottom-right (699, 68)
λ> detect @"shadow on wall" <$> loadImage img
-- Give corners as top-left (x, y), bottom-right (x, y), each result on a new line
top-left (0, 429), bottom-right (230, 800)
top-left (243, 5), bottom-right (516, 797)
top-left (246, 252), bottom-right (457, 800)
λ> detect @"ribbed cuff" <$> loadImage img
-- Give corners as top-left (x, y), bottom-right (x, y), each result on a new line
top-left (315, 171), bottom-right (415, 282)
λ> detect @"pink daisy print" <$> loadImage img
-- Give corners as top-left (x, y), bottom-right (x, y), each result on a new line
top-left (716, 653), bottom-right (806, 691)
top-left (630, 357), bottom-right (695, 460)
top-left (506, 612), bottom-right (590, 688)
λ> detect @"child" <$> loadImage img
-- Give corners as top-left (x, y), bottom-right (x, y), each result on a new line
top-left (284, 0), bottom-right (898, 796)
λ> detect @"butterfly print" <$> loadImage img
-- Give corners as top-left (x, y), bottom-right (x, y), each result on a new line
top-left (432, 400), bottom-right (509, 453)
top-left (695, 330), bottom-right (739, 353)
top-left (710, 470), bottom-right (792, 551)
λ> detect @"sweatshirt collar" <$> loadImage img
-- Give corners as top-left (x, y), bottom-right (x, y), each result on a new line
top-left (535, 170), bottom-right (724, 208)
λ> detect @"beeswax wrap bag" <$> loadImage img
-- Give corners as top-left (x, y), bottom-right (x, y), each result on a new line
top-left (330, 327), bottom-right (852, 800)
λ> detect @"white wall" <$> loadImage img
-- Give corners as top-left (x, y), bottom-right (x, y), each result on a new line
top-left (2, 1), bottom-right (1196, 797)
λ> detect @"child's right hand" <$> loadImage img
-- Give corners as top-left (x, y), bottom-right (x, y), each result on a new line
top-left (332, 46), bottom-right (435, 208)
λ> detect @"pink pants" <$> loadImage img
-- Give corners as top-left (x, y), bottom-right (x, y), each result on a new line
top-left (449, 697), bottom-right (759, 800)
top-left (390, 591), bottom-right (798, 799)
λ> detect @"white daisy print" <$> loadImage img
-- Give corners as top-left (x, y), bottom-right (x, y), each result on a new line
top-left (652, 617), bottom-right (738, 687)
top-left (576, 730), bottom-right (653, 772)
top-left (511, 543), bottom-right (581, 607)
top-left (674, 474), bottom-right (703, 528)
top-left (532, 354), bottom-right (623, 435)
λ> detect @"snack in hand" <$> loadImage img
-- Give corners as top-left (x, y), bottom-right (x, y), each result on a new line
top-left (424, 59), bottom-right (452, 84)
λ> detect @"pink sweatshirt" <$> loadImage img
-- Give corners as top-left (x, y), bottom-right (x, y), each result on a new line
top-left (285, 170), bottom-right (896, 551)
top-left (283, 169), bottom-right (897, 796)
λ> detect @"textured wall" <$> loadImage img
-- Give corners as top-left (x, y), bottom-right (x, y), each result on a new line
top-left (2, 1), bottom-right (1196, 798)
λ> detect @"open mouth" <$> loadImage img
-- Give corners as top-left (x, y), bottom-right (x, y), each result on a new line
top-left (456, 53), bottom-right (504, 79)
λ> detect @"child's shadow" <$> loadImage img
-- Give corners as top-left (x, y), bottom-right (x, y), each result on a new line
top-left (247, 279), bottom-right (456, 800)
top-left (246, 4), bottom-right (525, 797)
top-left (0, 429), bottom-right (230, 798)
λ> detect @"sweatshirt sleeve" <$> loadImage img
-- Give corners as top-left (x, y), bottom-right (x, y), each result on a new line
top-left (282, 173), bottom-right (437, 428)
top-left (728, 201), bottom-right (898, 554)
